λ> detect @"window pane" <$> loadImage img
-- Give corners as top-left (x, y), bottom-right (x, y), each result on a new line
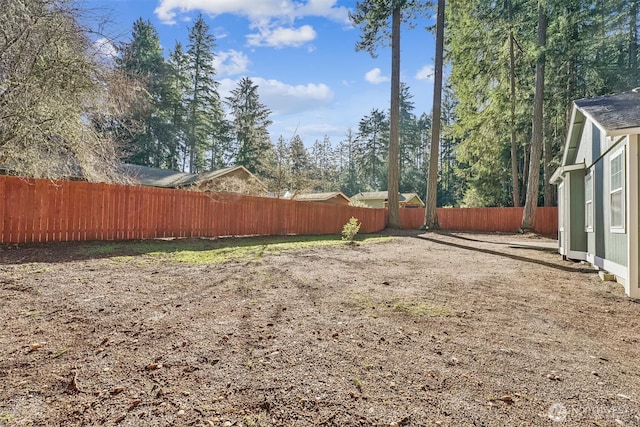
top-left (611, 155), bottom-right (622, 190)
top-left (611, 191), bottom-right (623, 227)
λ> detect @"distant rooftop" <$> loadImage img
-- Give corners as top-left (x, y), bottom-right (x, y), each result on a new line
top-left (293, 192), bottom-right (350, 202)
top-left (352, 191), bottom-right (408, 201)
top-left (120, 164), bottom-right (196, 188)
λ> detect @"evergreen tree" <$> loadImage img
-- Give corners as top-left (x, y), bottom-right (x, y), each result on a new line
top-left (310, 136), bottom-right (339, 192)
top-left (398, 84), bottom-right (423, 193)
top-left (185, 14), bottom-right (223, 173)
top-left (289, 135), bottom-right (311, 192)
top-left (425, 0), bottom-right (445, 228)
top-left (522, 0), bottom-right (547, 231)
top-left (350, 0), bottom-right (429, 227)
top-left (226, 77), bottom-right (273, 174)
top-left (355, 108), bottom-right (389, 190)
top-left (439, 87), bottom-right (462, 207)
top-left (273, 135), bottom-right (292, 195)
top-left (337, 129), bottom-right (361, 197)
top-left (117, 18), bottom-right (171, 167)
top-left (166, 42), bottom-right (189, 171)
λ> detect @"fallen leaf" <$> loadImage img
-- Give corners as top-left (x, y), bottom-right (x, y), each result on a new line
top-left (127, 399), bottom-right (141, 411)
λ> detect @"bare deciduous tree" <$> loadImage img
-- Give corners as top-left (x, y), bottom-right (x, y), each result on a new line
top-left (0, 0), bottom-right (135, 182)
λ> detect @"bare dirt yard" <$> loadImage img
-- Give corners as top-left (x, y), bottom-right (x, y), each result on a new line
top-left (1, 231), bottom-right (639, 427)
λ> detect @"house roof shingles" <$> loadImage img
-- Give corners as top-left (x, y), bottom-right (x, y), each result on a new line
top-left (352, 191), bottom-right (407, 201)
top-left (574, 91), bottom-right (640, 133)
top-left (120, 164), bottom-right (197, 188)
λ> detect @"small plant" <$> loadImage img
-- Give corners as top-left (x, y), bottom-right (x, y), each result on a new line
top-left (341, 217), bottom-right (361, 243)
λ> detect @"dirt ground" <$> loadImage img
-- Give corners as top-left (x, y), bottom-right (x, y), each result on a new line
top-left (1, 231), bottom-right (639, 427)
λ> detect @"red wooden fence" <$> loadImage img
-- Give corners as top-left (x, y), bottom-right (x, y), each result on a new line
top-left (0, 176), bottom-right (558, 244)
top-left (399, 207), bottom-right (558, 235)
top-left (0, 176), bottom-right (386, 244)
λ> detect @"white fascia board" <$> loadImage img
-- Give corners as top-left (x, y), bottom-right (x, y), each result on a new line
top-left (607, 127), bottom-right (640, 137)
top-left (561, 106), bottom-right (582, 167)
top-left (550, 163), bottom-right (585, 185)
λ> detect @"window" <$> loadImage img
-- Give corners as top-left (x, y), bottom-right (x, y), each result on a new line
top-left (610, 147), bottom-right (625, 232)
top-left (585, 171), bottom-right (593, 231)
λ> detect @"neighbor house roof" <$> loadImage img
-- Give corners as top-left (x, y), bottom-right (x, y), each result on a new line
top-left (351, 191), bottom-right (404, 201)
top-left (401, 193), bottom-right (425, 206)
top-left (352, 191), bottom-right (423, 203)
top-left (120, 164), bottom-right (267, 192)
top-left (195, 165), bottom-right (268, 191)
top-left (120, 164), bottom-right (196, 188)
top-left (293, 192), bottom-right (350, 203)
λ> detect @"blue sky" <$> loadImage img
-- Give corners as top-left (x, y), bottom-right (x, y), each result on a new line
top-left (86, 0), bottom-right (437, 147)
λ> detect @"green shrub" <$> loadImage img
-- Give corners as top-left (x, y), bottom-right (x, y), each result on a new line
top-left (341, 217), bottom-right (361, 243)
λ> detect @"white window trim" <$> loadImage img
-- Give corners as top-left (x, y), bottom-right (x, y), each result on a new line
top-left (610, 145), bottom-right (626, 233)
top-left (585, 170), bottom-right (593, 232)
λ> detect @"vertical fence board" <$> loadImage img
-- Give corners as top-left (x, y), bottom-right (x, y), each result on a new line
top-left (0, 177), bottom-right (5, 243)
top-left (22, 179), bottom-right (36, 243)
top-left (33, 180), bottom-right (48, 242)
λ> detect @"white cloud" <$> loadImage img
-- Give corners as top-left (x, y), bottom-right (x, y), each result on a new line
top-left (416, 65), bottom-right (435, 81)
top-left (92, 37), bottom-right (117, 63)
top-left (155, 0), bottom-right (349, 25)
top-left (220, 77), bottom-right (334, 116)
top-left (364, 68), bottom-right (389, 84)
top-left (247, 25), bottom-right (316, 48)
top-left (254, 77), bottom-right (334, 115)
top-left (213, 50), bottom-right (250, 77)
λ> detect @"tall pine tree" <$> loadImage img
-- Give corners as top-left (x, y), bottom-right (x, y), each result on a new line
top-left (226, 77), bottom-right (273, 174)
top-left (185, 14), bottom-right (223, 173)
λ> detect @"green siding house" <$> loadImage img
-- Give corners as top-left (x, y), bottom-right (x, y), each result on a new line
top-left (551, 91), bottom-right (640, 298)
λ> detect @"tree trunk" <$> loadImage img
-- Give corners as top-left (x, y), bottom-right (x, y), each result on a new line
top-left (424, 0), bottom-right (445, 229)
top-left (631, 0), bottom-right (638, 87)
top-left (509, 20), bottom-right (520, 207)
top-left (543, 124), bottom-right (552, 206)
top-left (521, 0), bottom-right (546, 231)
top-left (387, 5), bottom-right (401, 228)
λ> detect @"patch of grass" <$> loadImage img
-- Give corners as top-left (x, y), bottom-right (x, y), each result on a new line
top-left (346, 291), bottom-right (375, 310)
top-left (82, 234), bottom-right (392, 265)
top-left (391, 298), bottom-right (452, 317)
top-left (0, 412), bottom-right (13, 422)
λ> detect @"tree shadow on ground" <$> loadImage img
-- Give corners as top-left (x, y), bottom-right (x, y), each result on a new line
top-left (392, 229), bottom-right (598, 275)
top-left (0, 234), bottom-right (383, 265)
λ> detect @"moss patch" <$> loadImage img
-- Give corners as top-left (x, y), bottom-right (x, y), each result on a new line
top-left (83, 234), bottom-right (392, 265)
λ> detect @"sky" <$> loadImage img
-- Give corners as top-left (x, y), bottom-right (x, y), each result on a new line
top-left (85, 0), bottom-right (437, 147)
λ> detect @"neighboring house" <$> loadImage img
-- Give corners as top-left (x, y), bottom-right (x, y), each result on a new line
top-left (292, 192), bottom-right (351, 206)
top-left (401, 193), bottom-right (426, 208)
top-left (120, 164), bottom-right (195, 188)
top-left (551, 91), bottom-right (640, 298)
top-left (121, 164), bottom-right (268, 196)
top-left (195, 166), bottom-right (268, 195)
top-left (351, 191), bottom-right (425, 208)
